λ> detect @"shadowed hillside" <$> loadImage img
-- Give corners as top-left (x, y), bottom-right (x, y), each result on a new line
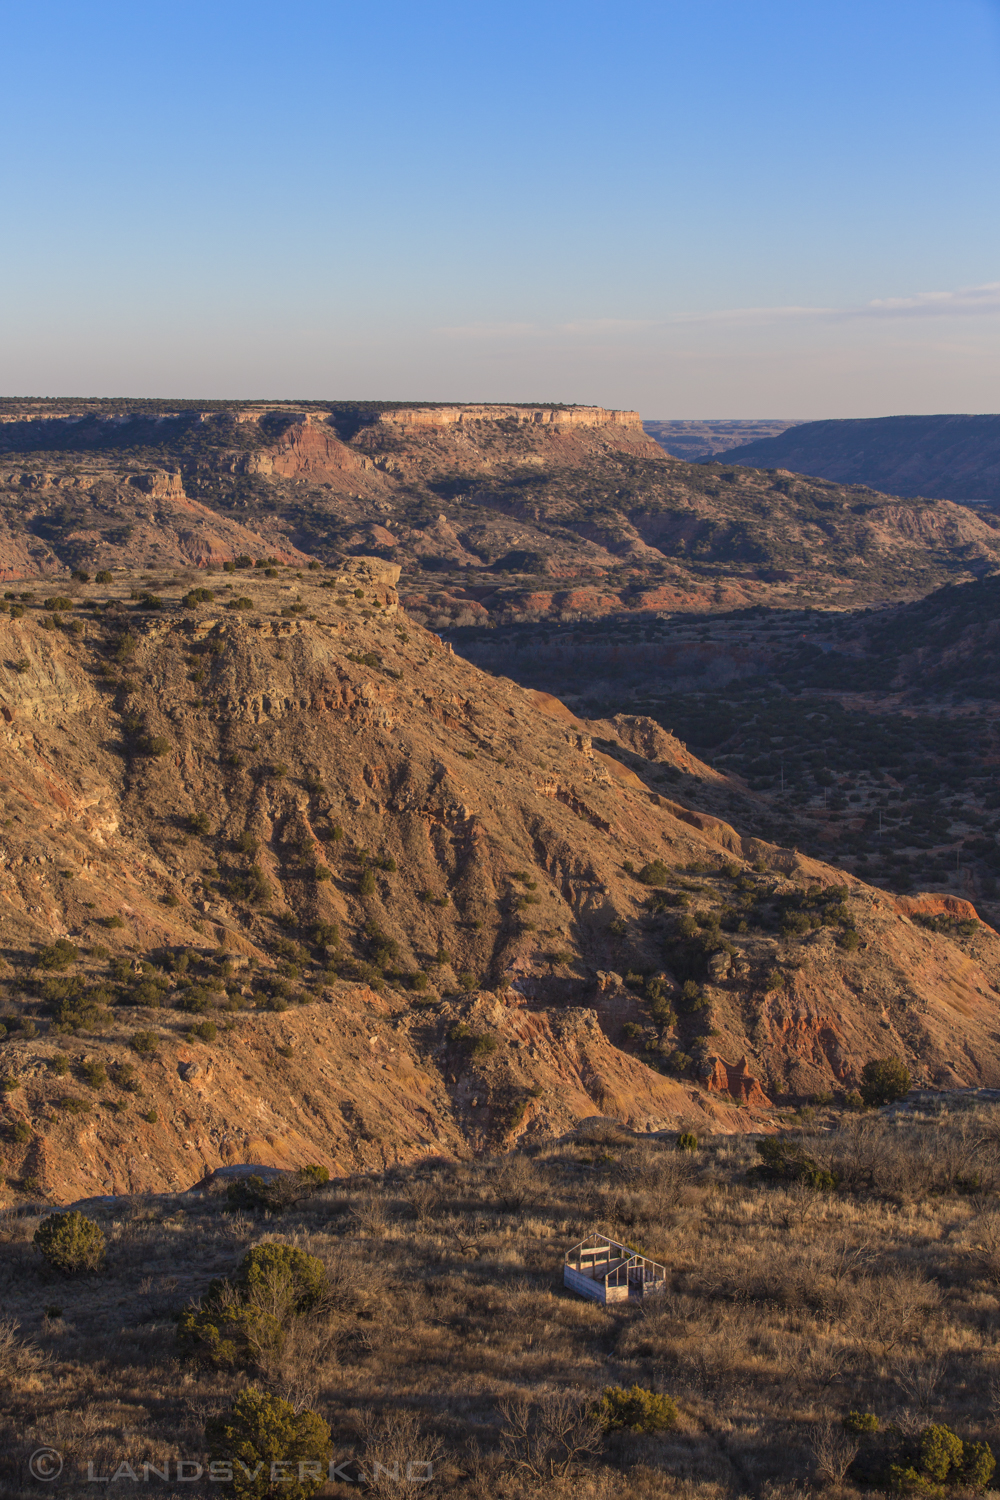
top-left (717, 413), bottom-right (1000, 504)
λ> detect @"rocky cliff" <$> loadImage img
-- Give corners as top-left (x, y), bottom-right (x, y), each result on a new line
top-left (1, 559), bottom-right (1000, 1202)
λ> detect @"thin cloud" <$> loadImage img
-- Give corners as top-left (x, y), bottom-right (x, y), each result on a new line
top-left (675, 281), bottom-right (1000, 325)
top-left (439, 282), bottom-right (1000, 340)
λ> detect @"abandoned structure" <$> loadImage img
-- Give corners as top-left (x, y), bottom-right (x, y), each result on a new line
top-left (563, 1233), bottom-right (668, 1303)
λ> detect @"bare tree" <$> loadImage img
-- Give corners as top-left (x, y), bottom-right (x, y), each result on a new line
top-left (498, 1391), bottom-right (602, 1481)
top-left (358, 1407), bottom-right (445, 1498)
top-left (809, 1420), bottom-right (860, 1485)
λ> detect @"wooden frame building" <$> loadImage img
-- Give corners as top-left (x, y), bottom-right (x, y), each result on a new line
top-left (563, 1232), bottom-right (667, 1304)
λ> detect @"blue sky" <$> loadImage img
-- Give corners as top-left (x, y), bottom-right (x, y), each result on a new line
top-left (2, 0), bottom-right (998, 416)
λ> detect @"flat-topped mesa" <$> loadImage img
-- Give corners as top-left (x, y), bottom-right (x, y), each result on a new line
top-left (375, 405), bottom-right (643, 431)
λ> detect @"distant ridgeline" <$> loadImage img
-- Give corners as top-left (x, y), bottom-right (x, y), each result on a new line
top-left (0, 400), bottom-right (638, 455)
top-left (714, 413), bottom-right (1000, 506)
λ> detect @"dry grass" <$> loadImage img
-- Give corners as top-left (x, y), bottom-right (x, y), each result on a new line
top-left (1, 1102), bottom-right (1000, 1496)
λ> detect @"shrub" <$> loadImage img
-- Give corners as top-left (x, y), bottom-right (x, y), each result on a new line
top-left (636, 859), bottom-right (671, 887)
top-left (236, 1244), bottom-right (328, 1311)
top-left (880, 1423), bottom-right (995, 1495)
top-left (226, 596), bottom-right (254, 611)
top-left (79, 1060), bottom-right (107, 1089)
top-left (860, 1057), bottom-right (911, 1107)
top-left (677, 1132), bottom-right (698, 1151)
top-left (178, 1244), bottom-right (327, 1373)
top-left (34, 1211), bottom-right (106, 1274)
top-left (130, 1030), bottom-right (160, 1057)
top-left (189, 811), bottom-right (212, 835)
top-left (43, 596), bottom-right (73, 611)
top-left (95, 570), bottom-right (112, 584)
top-left (137, 735), bottom-right (170, 757)
top-left (225, 1167), bottom-right (328, 1215)
top-left (59, 1094), bottom-right (91, 1114)
top-left (844, 1412), bottom-right (880, 1434)
top-left (37, 939), bottom-right (78, 971)
top-left (104, 914), bottom-right (125, 929)
top-left (595, 1385), bottom-right (678, 1433)
top-left (749, 1137), bottom-right (837, 1190)
top-left (448, 1023), bottom-right (498, 1058)
top-left (50, 1053), bottom-right (70, 1076)
top-left (9, 1120), bottom-right (31, 1144)
top-left (14, 657), bottom-right (30, 674)
top-left (205, 1388), bottom-right (331, 1500)
top-left (113, 1062), bottom-right (141, 1093)
top-left (358, 868), bottom-right (376, 897)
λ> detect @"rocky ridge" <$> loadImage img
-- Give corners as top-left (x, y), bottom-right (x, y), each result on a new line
top-left (1, 559), bottom-right (999, 1201)
top-left (1, 399), bottom-right (999, 626)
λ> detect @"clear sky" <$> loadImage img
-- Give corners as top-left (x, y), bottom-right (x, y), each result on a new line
top-left (2, 0), bottom-right (999, 417)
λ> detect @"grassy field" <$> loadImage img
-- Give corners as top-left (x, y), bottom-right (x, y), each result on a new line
top-left (2, 1102), bottom-right (1000, 1497)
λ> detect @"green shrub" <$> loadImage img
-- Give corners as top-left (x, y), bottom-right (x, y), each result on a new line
top-left (880, 1423), bottom-right (994, 1495)
top-left (59, 1095), bottom-right (91, 1114)
top-left (636, 859), bottom-right (671, 887)
top-left (130, 1030), bottom-right (160, 1056)
top-left (205, 1388), bottom-right (331, 1500)
top-left (844, 1411), bottom-right (880, 1434)
top-left (189, 811), bottom-right (212, 835)
top-left (676, 1132), bottom-right (698, 1151)
top-left (10, 1120), bottom-right (31, 1144)
top-left (104, 914), bottom-right (125, 929)
top-left (595, 1384), bottom-right (678, 1433)
top-left (137, 735), bottom-right (170, 757)
top-left (179, 1245), bottom-right (327, 1369)
top-left (447, 1023), bottom-right (497, 1058)
top-left (50, 1053), bottom-right (70, 1076)
top-left (34, 1211), bottom-right (106, 1274)
top-left (95, 570), bottom-right (112, 584)
top-left (79, 1060), bottom-right (107, 1089)
top-left (918, 1425), bottom-right (965, 1484)
top-left (37, 939), bottom-right (78, 971)
top-left (358, 868), bottom-right (376, 897)
top-left (962, 1442), bottom-right (997, 1491)
top-left (236, 1244), bottom-right (328, 1311)
top-left (860, 1057), bottom-right (911, 1107)
top-left (113, 1062), bottom-right (141, 1093)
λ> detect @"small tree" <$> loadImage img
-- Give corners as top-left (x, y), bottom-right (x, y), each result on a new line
top-left (205, 1388), bottom-right (331, 1500)
top-left (860, 1057), bottom-right (911, 1107)
top-left (34, 1212), bottom-right (106, 1275)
